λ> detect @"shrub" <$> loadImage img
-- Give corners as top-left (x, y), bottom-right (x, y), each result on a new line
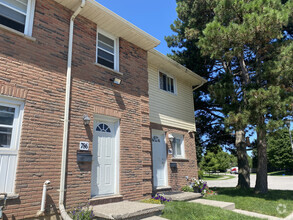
top-left (181, 185), bottom-right (194, 192)
top-left (198, 170), bottom-right (204, 179)
top-left (70, 205), bottom-right (94, 220)
top-left (202, 189), bottom-right (216, 197)
top-left (152, 194), bottom-right (171, 203)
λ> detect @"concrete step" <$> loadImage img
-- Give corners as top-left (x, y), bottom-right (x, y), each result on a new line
top-left (91, 201), bottom-right (164, 220)
top-left (161, 192), bottom-right (202, 201)
top-left (153, 186), bottom-right (172, 195)
top-left (89, 194), bottom-right (123, 206)
top-left (189, 199), bottom-right (235, 210)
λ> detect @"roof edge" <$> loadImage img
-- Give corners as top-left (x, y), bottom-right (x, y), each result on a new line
top-left (88, 0), bottom-right (161, 48)
top-left (149, 49), bottom-right (207, 84)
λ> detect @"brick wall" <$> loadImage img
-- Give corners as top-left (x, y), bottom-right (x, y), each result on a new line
top-left (0, 0), bottom-right (151, 218)
top-left (150, 123), bottom-right (198, 191)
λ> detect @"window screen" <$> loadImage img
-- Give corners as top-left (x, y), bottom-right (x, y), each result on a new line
top-left (159, 72), bottom-right (175, 94)
top-left (0, 0), bottom-right (28, 33)
top-left (97, 33), bottom-right (116, 69)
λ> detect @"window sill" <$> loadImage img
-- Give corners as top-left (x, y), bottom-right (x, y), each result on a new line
top-left (172, 158), bottom-right (189, 162)
top-left (94, 63), bottom-right (123, 76)
top-left (0, 25), bottom-right (36, 42)
top-left (0, 193), bottom-right (19, 200)
top-left (159, 88), bottom-right (178, 96)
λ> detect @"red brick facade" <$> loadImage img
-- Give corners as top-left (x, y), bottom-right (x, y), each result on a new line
top-left (150, 123), bottom-right (198, 191)
top-left (0, 0), bottom-right (197, 219)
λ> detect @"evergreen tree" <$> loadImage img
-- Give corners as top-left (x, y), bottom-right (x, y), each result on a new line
top-left (167, 0), bottom-right (293, 194)
top-left (198, 0), bottom-right (293, 193)
top-left (166, 0), bottom-right (250, 189)
top-left (267, 128), bottom-right (293, 171)
top-left (200, 151), bottom-right (219, 173)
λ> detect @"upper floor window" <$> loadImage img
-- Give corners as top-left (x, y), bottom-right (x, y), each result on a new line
top-left (0, 0), bottom-right (36, 36)
top-left (159, 72), bottom-right (175, 94)
top-left (96, 29), bottom-right (119, 71)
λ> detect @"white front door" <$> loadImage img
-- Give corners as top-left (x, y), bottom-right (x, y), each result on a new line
top-left (91, 119), bottom-right (119, 197)
top-left (152, 130), bottom-right (167, 188)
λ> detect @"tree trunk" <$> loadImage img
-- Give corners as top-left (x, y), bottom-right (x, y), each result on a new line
top-left (255, 121), bottom-right (268, 194)
top-left (236, 130), bottom-right (250, 189)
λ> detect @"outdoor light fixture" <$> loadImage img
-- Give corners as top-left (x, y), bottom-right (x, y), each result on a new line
top-left (168, 133), bottom-right (175, 143)
top-left (110, 77), bottom-right (122, 85)
top-left (285, 119), bottom-right (293, 153)
top-left (83, 114), bottom-right (90, 125)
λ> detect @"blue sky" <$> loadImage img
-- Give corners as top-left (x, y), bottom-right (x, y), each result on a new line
top-left (97, 0), bottom-right (178, 55)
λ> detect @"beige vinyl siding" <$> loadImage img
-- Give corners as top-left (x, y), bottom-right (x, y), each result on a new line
top-left (148, 65), bottom-right (196, 131)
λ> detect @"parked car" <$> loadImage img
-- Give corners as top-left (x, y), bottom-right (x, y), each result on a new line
top-left (230, 167), bottom-right (239, 174)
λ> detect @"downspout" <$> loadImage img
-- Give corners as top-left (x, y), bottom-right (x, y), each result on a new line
top-left (59, 1), bottom-right (86, 219)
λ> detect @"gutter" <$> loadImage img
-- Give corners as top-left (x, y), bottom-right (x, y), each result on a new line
top-left (59, 1), bottom-right (86, 219)
top-left (193, 82), bottom-right (205, 91)
top-left (149, 49), bottom-right (207, 84)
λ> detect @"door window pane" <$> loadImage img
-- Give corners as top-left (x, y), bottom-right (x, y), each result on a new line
top-left (96, 123), bottom-right (111, 133)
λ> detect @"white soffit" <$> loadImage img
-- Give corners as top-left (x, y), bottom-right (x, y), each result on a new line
top-left (148, 49), bottom-right (207, 86)
top-left (54, 0), bottom-right (161, 51)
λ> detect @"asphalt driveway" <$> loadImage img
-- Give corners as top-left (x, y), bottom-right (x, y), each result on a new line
top-left (207, 174), bottom-right (293, 190)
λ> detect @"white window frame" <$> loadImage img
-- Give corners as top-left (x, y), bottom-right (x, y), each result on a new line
top-left (0, 96), bottom-right (24, 154)
top-left (96, 27), bottom-right (119, 71)
top-left (0, 0), bottom-right (36, 36)
top-left (172, 134), bottom-right (185, 159)
top-left (158, 71), bottom-right (177, 95)
top-left (0, 96), bottom-right (24, 194)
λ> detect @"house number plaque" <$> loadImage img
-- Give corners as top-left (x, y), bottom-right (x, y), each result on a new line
top-left (79, 142), bottom-right (89, 151)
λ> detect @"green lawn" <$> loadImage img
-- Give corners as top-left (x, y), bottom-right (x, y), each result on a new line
top-left (161, 201), bottom-right (260, 220)
top-left (206, 188), bottom-right (293, 218)
top-left (203, 174), bottom-right (236, 181)
top-left (268, 170), bottom-right (293, 176)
